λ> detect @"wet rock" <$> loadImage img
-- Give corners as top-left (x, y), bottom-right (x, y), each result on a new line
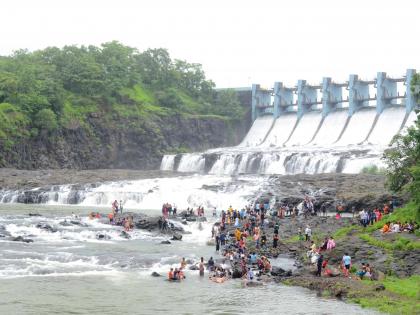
top-left (245, 280), bottom-right (264, 287)
top-left (120, 231), bottom-right (131, 239)
top-left (171, 233), bottom-right (182, 241)
top-left (70, 220), bottom-right (87, 226)
top-left (28, 213), bottom-right (42, 217)
top-left (59, 220), bottom-right (72, 226)
top-left (151, 272), bottom-right (161, 277)
top-left (96, 233), bottom-right (111, 240)
top-left (36, 222), bottom-right (57, 233)
top-left (12, 236), bottom-right (34, 243)
top-left (189, 265), bottom-right (199, 271)
top-left (271, 266), bottom-right (287, 276)
top-left (160, 240), bottom-right (171, 244)
top-left (231, 264), bottom-right (243, 279)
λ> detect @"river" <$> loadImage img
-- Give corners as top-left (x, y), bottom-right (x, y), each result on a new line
top-left (0, 204), bottom-right (381, 315)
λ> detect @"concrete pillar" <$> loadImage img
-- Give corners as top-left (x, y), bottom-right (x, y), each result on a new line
top-left (406, 69), bottom-right (417, 113)
top-left (348, 74), bottom-right (369, 116)
top-left (322, 77), bottom-right (342, 117)
top-left (273, 82), bottom-right (281, 118)
top-left (376, 72), bottom-right (397, 114)
top-left (251, 84), bottom-right (259, 121)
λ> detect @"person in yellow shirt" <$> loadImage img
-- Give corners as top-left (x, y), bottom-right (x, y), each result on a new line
top-left (235, 228), bottom-right (242, 241)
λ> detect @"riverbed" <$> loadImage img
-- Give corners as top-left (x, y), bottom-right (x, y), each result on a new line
top-left (0, 204), bottom-right (382, 315)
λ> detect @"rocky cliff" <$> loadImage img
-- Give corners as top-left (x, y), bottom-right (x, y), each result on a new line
top-left (1, 114), bottom-right (247, 170)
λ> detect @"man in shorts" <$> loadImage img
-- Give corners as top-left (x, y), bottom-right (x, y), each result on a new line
top-left (342, 253), bottom-right (352, 278)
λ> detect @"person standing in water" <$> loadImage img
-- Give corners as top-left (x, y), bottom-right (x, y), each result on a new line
top-left (199, 257), bottom-right (205, 276)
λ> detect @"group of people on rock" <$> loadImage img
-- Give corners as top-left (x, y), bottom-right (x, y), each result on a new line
top-left (162, 203), bottom-right (177, 218)
top-left (381, 221), bottom-right (416, 234)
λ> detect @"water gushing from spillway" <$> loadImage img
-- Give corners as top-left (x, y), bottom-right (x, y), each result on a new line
top-left (161, 106), bottom-right (415, 176)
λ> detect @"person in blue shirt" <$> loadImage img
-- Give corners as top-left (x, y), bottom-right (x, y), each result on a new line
top-left (249, 252), bottom-right (257, 264)
top-left (342, 253), bottom-right (352, 277)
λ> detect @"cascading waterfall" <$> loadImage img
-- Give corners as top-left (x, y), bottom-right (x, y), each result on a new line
top-left (177, 154), bottom-right (205, 173)
top-left (160, 155), bottom-right (175, 171)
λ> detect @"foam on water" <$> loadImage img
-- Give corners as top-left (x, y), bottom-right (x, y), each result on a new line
top-left (79, 175), bottom-right (261, 210)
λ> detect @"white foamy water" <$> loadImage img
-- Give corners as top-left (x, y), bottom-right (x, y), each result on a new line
top-left (177, 154), bottom-right (205, 172)
top-left (239, 115), bottom-right (274, 147)
top-left (261, 113), bottom-right (297, 147)
top-left (79, 175), bottom-right (262, 210)
top-left (285, 112), bottom-right (323, 146)
top-left (367, 106), bottom-right (407, 145)
top-left (311, 110), bottom-right (348, 145)
top-left (160, 155), bottom-right (176, 171)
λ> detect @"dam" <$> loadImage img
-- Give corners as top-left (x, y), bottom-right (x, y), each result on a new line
top-left (162, 69), bottom-right (418, 175)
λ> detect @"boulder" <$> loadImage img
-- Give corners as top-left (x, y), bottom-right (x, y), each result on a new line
top-left (171, 233), bottom-right (182, 241)
top-left (151, 272), bottom-right (161, 277)
top-left (36, 222), bottom-right (57, 233)
top-left (271, 266), bottom-right (286, 276)
top-left (372, 270), bottom-right (385, 281)
top-left (28, 213), bottom-right (42, 217)
top-left (12, 236), bottom-right (34, 243)
top-left (160, 240), bottom-right (171, 244)
top-left (244, 280), bottom-right (264, 287)
top-left (328, 266), bottom-right (341, 277)
top-left (231, 264), bottom-right (243, 279)
top-left (96, 233), bottom-right (111, 240)
top-left (120, 231), bottom-right (131, 239)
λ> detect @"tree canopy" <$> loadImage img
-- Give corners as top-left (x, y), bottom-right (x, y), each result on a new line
top-left (0, 41), bottom-right (245, 144)
top-left (383, 73), bottom-right (420, 220)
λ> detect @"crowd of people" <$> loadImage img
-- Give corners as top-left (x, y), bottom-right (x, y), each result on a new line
top-left (381, 221), bottom-right (416, 234)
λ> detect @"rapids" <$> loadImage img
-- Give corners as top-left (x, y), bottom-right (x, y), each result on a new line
top-left (0, 205), bottom-right (381, 314)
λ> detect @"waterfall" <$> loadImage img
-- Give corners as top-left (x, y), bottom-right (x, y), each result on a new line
top-left (209, 154), bottom-right (237, 175)
top-left (177, 154), bottom-right (205, 173)
top-left (160, 155), bottom-right (175, 171)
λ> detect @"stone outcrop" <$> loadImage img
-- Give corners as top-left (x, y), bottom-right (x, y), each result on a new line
top-left (1, 115), bottom-right (245, 170)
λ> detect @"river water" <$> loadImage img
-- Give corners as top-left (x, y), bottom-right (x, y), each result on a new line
top-left (0, 204), bottom-right (381, 315)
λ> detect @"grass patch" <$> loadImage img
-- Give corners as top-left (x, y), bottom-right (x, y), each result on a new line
top-left (121, 84), bottom-right (156, 105)
top-left (383, 275), bottom-right (420, 298)
top-left (359, 233), bottom-right (420, 251)
top-left (352, 275), bottom-right (420, 314)
top-left (333, 224), bottom-right (361, 239)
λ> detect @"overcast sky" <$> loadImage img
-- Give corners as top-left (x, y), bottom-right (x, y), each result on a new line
top-left (1, 0), bottom-right (419, 87)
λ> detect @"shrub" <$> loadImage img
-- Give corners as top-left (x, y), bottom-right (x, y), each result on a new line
top-left (34, 108), bottom-right (58, 132)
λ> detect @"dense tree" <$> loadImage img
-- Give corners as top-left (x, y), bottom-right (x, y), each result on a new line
top-left (383, 75), bottom-right (420, 220)
top-left (0, 42), bottom-right (245, 145)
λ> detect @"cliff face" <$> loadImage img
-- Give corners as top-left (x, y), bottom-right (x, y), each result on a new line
top-left (1, 114), bottom-right (247, 170)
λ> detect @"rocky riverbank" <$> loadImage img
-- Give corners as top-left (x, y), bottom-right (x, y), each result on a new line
top-left (247, 213), bottom-right (420, 314)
